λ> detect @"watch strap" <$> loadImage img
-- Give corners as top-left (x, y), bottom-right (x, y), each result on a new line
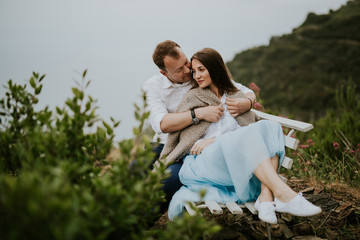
top-left (191, 109), bottom-right (196, 119)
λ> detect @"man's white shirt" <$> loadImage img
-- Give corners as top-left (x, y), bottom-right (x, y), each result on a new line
top-left (143, 74), bottom-right (254, 144)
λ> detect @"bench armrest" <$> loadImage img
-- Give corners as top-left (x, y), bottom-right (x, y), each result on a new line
top-left (251, 109), bottom-right (314, 132)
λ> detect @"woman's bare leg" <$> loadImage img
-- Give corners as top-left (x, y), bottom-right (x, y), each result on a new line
top-left (257, 156), bottom-right (280, 202)
top-left (270, 155), bottom-right (279, 171)
top-left (255, 156), bottom-right (322, 217)
top-left (254, 157), bottom-right (297, 203)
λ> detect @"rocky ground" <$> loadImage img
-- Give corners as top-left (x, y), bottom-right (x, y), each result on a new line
top-left (154, 177), bottom-right (360, 240)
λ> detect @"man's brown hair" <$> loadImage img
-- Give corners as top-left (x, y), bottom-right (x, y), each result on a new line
top-left (152, 40), bottom-right (181, 71)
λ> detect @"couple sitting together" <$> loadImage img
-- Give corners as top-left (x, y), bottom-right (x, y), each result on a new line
top-left (143, 40), bottom-right (321, 224)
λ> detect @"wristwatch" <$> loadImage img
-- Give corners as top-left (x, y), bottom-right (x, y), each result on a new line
top-left (191, 109), bottom-right (199, 125)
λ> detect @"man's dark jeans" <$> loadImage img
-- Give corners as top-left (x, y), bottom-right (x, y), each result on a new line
top-left (152, 143), bottom-right (183, 214)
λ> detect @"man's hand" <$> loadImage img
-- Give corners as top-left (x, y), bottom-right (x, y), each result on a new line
top-left (190, 138), bottom-right (215, 155)
top-left (195, 104), bottom-right (224, 122)
top-left (225, 97), bottom-right (252, 117)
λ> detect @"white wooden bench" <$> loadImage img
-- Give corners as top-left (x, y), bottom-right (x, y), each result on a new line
top-left (184, 109), bottom-right (314, 217)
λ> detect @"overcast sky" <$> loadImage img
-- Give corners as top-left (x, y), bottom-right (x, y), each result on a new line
top-left (0, 0), bottom-right (347, 141)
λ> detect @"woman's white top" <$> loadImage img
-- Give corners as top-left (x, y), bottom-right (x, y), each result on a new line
top-left (197, 94), bottom-right (240, 143)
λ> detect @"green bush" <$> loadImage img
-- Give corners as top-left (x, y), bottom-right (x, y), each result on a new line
top-left (0, 71), bottom-right (220, 239)
top-left (154, 212), bottom-right (221, 240)
top-left (289, 81), bottom-right (360, 186)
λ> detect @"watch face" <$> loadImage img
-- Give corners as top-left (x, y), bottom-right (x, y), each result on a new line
top-left (193, 118), bottom-right (199, 124)
top-left (191, 109), bottom-right (199, 124)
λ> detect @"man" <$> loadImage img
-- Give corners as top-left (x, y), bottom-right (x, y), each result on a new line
top-left (143, 40), bottom-right (256, 212)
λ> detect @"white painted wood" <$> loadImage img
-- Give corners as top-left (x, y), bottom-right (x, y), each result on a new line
top-left (244, 202), bottom-right (257, 214)
top-left (287, 129), bottom-right (295, 137)
top-left (285, 135), bottom-right (299, 150)
top-left (252, 109), bottom-right (314, 132)
top-left (226, 202), bottom-right (243, 214)
top-left (185, 202), bottom-right (198, 216)
top-left (205, 201), bottom-right (223, 214)
top-left (196, 204), bottom-right (208, 209)
top-left (281, 156), bottom-right (293, 169)
top-left (218, 203), bottom-right (226, 208)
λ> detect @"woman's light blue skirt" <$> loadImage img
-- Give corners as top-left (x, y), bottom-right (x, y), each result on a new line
top-left (168, 120), bottom-right (285, 220)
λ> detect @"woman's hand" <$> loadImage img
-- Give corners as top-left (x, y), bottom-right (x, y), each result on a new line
top-left (190, 138), bottom-right (215, 155)
top-left (195, 104), bottom-right (224, 122)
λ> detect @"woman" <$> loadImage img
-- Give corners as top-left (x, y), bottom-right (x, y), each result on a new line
top-left (157, 48), bottom-right (321, 223)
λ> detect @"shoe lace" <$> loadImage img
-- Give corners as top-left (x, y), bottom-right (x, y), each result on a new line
top-left (296, 192), bottom-right (313, 207)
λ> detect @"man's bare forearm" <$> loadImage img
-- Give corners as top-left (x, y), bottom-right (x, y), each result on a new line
top-left (160, 111), bottom-right (192, 133)
top-left (160, 105), bottom-right (225, 133)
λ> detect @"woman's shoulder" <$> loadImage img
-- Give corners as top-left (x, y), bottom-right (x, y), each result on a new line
top-left (187, 87), bottom-right (202, 94)
top-left (183, 87), bottom-right (202, 98)
top-left (185, 87), bottom-right (220, 103)
top-left (228, 89), bottom-right (245, 98)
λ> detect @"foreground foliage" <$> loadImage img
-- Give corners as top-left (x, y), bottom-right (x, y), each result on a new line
top-left (0, 71), bottom-right (219, 240)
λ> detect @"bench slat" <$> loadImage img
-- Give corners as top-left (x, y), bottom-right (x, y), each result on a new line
top-left (185, 202), bottom-right (198, 216)
top-left (252, 109), bottom-right (314, 132)
top-left (281, 156), bottom-right (293, 169)
top-left (285, 135), bottom-right (299, 150)
top-left (205, 201), bottom-right (223, 214)
top-left (226, 202), bottom-right (243, 214)
top-left (244, 202), bottom-right (257, 214)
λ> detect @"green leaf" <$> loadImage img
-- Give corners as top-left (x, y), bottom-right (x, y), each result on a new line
top-left (135, 111), bottom-right (140, 120)
top-left (114, 121), bottom-right (120, 128)
top-left (35, 85), bottom-right (42, 95)
top-left (133, 127), bottom-right (140, 135)
top-left (102, 121), bottom-right (113, 135)
top-left (39, 74), bottom-right (46, 82)
top-left (85, 102), bottom-right (91, 111)
top-left (144, 111), bottom-right (150, 119)
top-left (56, 107), bottom-right (62, 115)
top-left (85, 80), bottom-right (91, 88)
top-left (33, 72), bottom-right (39, 79)
top-left (30, 77), bottom-right (36, 88)
top-left (97, 127), bottom-right (106, 139)
top-left (72, 88), bottom-right (81, 99)
top-left (82, 69), bottom-right (87, 78)
top-left (79, 91), bottom-right (84, 100)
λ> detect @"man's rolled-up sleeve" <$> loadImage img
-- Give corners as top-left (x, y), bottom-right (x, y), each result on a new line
top-left (232, 81), bottom-right (254, 95)
top-left (143, 82), bottom-right (168, 135)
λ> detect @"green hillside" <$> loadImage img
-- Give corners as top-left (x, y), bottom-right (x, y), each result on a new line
top-left (227, 0), bottom-right (360, 121)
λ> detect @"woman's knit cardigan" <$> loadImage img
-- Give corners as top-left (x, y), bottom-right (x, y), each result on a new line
top-left (157, 87), bottom-right (259, 167)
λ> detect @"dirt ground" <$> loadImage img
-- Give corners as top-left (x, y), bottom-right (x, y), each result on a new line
top-left (154, 177), bottom-right (360, 240)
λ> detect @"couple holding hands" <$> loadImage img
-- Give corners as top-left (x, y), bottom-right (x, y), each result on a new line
top-left (143, 40), bottom-right (321, 223)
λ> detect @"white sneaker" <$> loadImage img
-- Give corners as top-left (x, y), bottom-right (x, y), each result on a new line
top-left (275, 192), bottom-right (322, 217)
top-left (254, 197), bottom-right (277, 224)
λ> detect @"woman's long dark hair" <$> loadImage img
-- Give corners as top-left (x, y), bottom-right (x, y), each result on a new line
top-left (191, 48), bottom-right (238, 96)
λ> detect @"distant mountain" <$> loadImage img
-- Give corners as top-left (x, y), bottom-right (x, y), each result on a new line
top-left (227, 0), bottom-right (360, 121)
